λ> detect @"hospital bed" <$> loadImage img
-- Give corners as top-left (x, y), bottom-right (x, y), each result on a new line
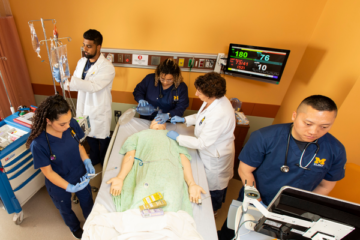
top-left (92, 117), bottom-right (217, 240)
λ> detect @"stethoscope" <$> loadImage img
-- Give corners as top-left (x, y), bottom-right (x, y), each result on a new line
top-left (158, 83), bottom-right (179, 104)
top-left (280, 125), bottom-right (320, 173)
top-left (45, 127), bottom-right (81, 161)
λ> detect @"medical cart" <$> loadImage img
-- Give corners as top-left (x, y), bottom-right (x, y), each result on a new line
top-left (0, 112), bottom-right (44, 225)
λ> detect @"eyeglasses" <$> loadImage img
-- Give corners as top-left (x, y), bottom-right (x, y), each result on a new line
top-left (160, 78), bottom-right (174, 83)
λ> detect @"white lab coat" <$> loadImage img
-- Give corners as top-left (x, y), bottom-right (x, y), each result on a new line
top-left (67, 54), bottom-right (115, 139)
top-left (177, 96), bottom-right (236, 191)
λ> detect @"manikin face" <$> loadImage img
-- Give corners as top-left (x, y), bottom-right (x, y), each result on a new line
top-left (46, 110), bottom-right (72, 133)
top-left (150, 120), bottom-right (166, 130)
top-left (291, 105), bottom-right (336, 142)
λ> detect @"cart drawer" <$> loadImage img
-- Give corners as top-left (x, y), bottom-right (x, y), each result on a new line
top-left (14, 170), bottom-right (44, 206)
top-left (8, 160), bottom-right (37, 190)
top-left (0, 144), bottom-right (27, 168)
top-left (3, 150), bottom-right (32, 173)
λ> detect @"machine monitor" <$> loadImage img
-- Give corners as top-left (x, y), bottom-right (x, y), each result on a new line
top-left (254, 186), bottom-right (360, 239)
top-left (225, 43), bottom-right (290, 84)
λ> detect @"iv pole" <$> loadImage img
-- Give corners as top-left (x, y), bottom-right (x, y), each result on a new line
top-left (28, 18), bottom-right (71, 99)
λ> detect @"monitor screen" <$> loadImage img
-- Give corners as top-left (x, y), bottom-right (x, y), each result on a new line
top-left (225, 43), bottom-right (290, 84)
top-left (254, 186), bottom-right (360, 239)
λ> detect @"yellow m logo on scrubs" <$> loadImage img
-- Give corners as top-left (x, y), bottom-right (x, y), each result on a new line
top-left (314, 157), bottom-right (326, 166)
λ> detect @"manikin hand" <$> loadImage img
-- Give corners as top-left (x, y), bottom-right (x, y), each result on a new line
top-left (107, 177), bottom-right (124, 196)
top-left (188, 183), bottom-right (206, 204)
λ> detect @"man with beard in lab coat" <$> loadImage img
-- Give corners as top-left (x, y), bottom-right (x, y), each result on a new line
top-left (59, 29), bottom-right (115, 166)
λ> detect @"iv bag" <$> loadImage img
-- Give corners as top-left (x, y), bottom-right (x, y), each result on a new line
top-left (29, 23), bottom-right (41, 58)
top-left (51, 45), bottom-right (70, 81)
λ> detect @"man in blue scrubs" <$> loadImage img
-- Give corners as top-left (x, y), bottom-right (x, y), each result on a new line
top-left (133, 58), bottom-right (189, 122)
top-left (218, 95), bottom-right (346, 239)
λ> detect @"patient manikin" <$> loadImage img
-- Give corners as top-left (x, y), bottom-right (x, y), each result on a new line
top-left (107, 120), bottom-right (205, 216)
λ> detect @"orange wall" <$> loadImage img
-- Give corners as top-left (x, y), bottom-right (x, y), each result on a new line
top-left (273, 0), bottom-right (360, 165)
top-left (9, 0), bottom-right (326, 105)
top-left (274, 0), bottom-right (360, 123)
top-left (330, 79), bottom-right (360, 165)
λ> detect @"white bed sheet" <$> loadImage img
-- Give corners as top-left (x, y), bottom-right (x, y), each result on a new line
top-left (95, 117), bottom-right (217, 240)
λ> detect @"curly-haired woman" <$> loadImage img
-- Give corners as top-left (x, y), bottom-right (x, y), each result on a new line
top-left (26, 94), bottom-right (94, 239)
top-left (167, 72), bottom-right (236, 215)
top-left (133, 58), bottom-right (189, 123)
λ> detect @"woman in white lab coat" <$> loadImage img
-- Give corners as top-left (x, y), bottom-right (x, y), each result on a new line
top-left (167, 72), bottom-right (236, 214)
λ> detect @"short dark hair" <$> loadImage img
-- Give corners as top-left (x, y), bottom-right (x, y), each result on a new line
top-left (194, 72), bottom-right (226, 98)
top-left (155, 58), bottom-right (183, 88)
top-left (83, 29), bottom-right (103, 46)
top-left (299, 95), bottom-right (337, 113)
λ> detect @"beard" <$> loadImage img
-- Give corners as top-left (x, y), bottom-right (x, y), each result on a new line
top-left (85, 48), bottom-right (97, 59)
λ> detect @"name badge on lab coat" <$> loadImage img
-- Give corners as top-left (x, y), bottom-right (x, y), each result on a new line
top-left (199, 117), bottom-right (205, 126)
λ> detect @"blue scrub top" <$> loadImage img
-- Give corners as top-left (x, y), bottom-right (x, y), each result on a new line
top-left (31, 118), bottom-right (86, 192)
top-left (82, 59), bottom-right (96, 79)
top-left (238, 123), bottom-right (346, 205)
top-left (133, 73), bottom-right (189, 120)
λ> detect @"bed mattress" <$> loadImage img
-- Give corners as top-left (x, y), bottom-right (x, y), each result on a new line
top-left (95, 117), bottom-right (217, 240)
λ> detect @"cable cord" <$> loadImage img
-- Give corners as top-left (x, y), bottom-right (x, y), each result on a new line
top-left (232, 208), bottom-right (258, 240)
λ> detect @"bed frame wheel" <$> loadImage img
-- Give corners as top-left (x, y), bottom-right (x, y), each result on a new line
top-left (13, 211), bottom-right (24, 225)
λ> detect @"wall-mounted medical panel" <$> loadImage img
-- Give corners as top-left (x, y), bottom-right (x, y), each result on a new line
top-left (81, 48), bottom-right (219, 73)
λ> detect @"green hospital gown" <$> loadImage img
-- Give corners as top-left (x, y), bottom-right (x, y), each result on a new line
top-left (112, 129), bottom-right (193, 216)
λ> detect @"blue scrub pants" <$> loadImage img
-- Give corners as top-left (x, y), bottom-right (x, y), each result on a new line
top-left (48, 184), bottom-right (93, 232)
top-left (87, 137), bottom-right (110, 166)
top-left (210, 187), bottom-right (228, 212)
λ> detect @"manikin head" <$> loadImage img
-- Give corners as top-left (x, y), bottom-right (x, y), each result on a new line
top-left (292, 95), bottom-right (337, 142)
top-left (150, 120), bottom-right (166, 130)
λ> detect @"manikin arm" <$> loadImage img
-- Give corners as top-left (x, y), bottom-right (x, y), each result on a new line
top-left (106, 150), bottom-right (136, 196)
top-left (180, 153), bottom-right (206, 204)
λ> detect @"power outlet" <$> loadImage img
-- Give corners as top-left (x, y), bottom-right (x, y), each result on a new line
top-left (214, 53), bottom-right (226, 73)
top-left (114, 110), bottom-right (121, 119)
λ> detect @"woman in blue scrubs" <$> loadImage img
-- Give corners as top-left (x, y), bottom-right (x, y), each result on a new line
top-left (26, 95), bottom-right (94, 239)
top-left (133, 58), bottom-right (189, 123)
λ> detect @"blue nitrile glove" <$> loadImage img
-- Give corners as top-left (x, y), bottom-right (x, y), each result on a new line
top-left (52, 66), bottom-right (70, 83)
top-left (52, 66), bottom-right (61, 83)
top-left (138, 100), bottom-right (149, 107)
top-left (83, 158), bottom-right (95, 174)
top-left (260, 201), bottom-right (267, 208)
top-left (167, 131), bottom-right (180, 141)
top-left (66, 176), bottom-right (89, 193)
top-left (155, 113), bottom-right (169, 124)
top-left (170, 116), bottom-right (185, 124)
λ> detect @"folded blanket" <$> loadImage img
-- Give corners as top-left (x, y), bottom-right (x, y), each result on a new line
top-left (82, 203), bottom-right (204, 240)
